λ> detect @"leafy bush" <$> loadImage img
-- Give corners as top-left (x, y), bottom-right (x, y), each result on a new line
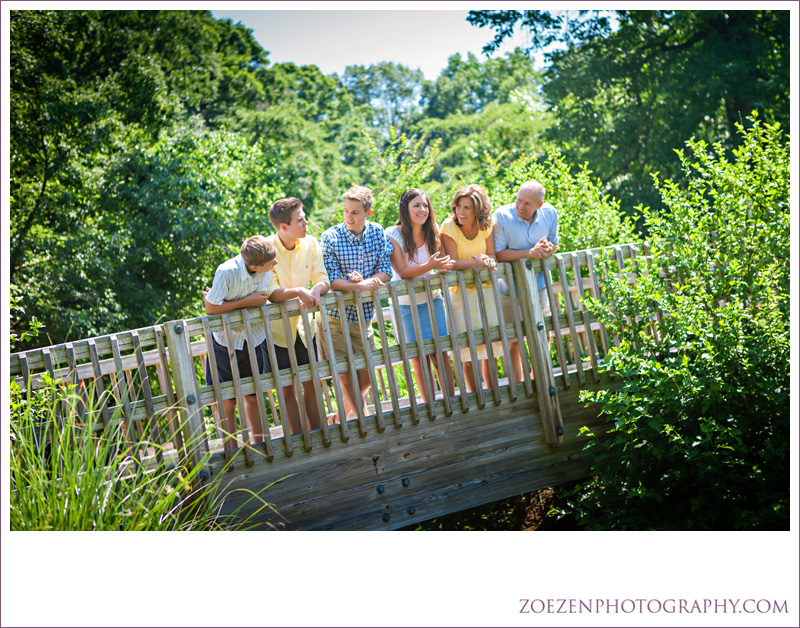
top-left (568, 115), bottom-right (789, 530)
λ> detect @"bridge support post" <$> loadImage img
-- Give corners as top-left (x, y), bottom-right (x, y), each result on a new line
top-left (163, 319), bottom-right (209, 479)
top-left (513, 259), bottom-right (566, 444)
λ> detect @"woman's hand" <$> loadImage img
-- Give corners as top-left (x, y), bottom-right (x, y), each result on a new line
top-left (472, 254), bottom-right (496, 270)
top-left (428, 252), bottom-right (455, 272)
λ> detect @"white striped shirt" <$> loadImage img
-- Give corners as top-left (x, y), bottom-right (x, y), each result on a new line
top-left (205, 254), bottom-right (272, 349)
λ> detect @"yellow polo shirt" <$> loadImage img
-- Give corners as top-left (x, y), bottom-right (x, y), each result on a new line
top-left (267, 233), bottom-right (329, 348)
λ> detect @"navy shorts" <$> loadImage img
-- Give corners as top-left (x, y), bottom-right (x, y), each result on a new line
top-left (205, 335), bottom-right (271, 386)
top-left (273, 334), bottom-right (319, 372)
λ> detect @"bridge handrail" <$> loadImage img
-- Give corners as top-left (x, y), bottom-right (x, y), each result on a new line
top-left (10, 241), bottom-right (646, 470)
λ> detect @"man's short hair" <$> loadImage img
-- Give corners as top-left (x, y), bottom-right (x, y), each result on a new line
top-left (269, 197), bottom-right (303, 229)
top-left (520, 180), bottom-right (546, 205)
top-left (343, 186), bottom-right (374, 211)
top-left (240, 235), bottom-right (276, 266)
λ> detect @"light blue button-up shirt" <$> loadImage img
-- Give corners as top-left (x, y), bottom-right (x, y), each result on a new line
top-left (205, 254), bottom-right (272, 349)
top-left (493, 202), bottom-right (559, 292)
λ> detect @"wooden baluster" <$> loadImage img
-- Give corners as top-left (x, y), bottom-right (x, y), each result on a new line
top-left (543, 257), bottom-right (570, 390)
top-left (334, 293), bottom-right (367, 437)
top-left (456, 271), bottom-right (485, 409)
top-left (515, 259), bottom-right (565, 444)
top-left (280, 305), bottom-right (312, 450)
top-left (299, 307), bottom-right (331, 446)
top-left (221, 315), bottom-right (253, 466)
top-left (201, 318), bottom-right (234, 465)
top-left (555, 254), bottom-right (586, 387)
top-left (488, 268), bottom-right (516, 401)
top-left (388, 283), bottom-right (420, 424)
top-left (472, 269), bottom-right (501, 405)
top-left (503, 263), bottom-right (535, 398)
top-left (109, 335), bottom-right (137, 451)
top-left (162, 321), bottom-right (209, 480)
top-left (372, 290), bottom-right (404, 429)
top-left (586, 251), bottom-right (611, 358)
top-left (407, 281), bottom-right (436, 420)
top-left (65, 343), bottom-right (87, 423)
top-left (438, 273), bottom-right (469, 412)
top-left (260, 305), bottom-right (295, 455)
top-left (354, 290), bottom-right (386, 431)
top-left (316, 300), bottom-right (349, 442)
top-left (424, 276), bottom-right (453, 417)
top-left (132, 331), bottom-right (163, 464)
top-left (242, 310), bottom-right (274, 460)
top-left (154, 326), bottom-right (183, 451)
top-left (41, 348), bottom-right (62, 425)
top-left (570, 253), bottom-right (600, 384)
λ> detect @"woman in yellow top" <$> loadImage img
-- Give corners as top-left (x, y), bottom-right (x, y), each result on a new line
top-left (440, 184), bottom-right (500, 393)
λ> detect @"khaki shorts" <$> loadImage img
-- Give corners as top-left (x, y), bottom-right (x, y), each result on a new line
top-left (316, 317), bottom-right (375, 361)
top-left (500, 288), bottom-right (551, 326)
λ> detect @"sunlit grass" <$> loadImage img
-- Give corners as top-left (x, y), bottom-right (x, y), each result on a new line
top-left (10, 377), bottom-right (280, 531)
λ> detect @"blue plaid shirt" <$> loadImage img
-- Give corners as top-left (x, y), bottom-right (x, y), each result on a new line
top-left (319, 221), bottom-right (393, 322)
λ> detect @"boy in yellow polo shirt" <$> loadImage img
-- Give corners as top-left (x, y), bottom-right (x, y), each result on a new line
top-left (267, 197), bottom-right (330, 436)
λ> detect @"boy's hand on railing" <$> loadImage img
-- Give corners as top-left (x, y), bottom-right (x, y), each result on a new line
top-left (296, 287), bottom-right (319, 307)
top-left (201, 286), bottom-right (211, 300)
top-left (242, 291), bottom-right (271, 307)
top-left (347, 271), bottom-right (364, 283)
top-left (429, 252), bottom-right (455, 272)
top-left (358, 277), bottom-right (385, 292)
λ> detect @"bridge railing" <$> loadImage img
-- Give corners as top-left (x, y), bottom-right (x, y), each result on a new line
top-left (10, 242), bottom-right (644, 476)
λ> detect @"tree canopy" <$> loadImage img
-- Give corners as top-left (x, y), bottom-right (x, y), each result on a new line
top-left (468, 9), bottom-right (790, 215)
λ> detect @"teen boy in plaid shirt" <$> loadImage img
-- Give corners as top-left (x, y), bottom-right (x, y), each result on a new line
top-left (318, 186), bottom-right (392, 422)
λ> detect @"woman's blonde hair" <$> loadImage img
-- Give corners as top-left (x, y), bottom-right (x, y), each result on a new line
top-left (450, 184), bottom-right (492, 231)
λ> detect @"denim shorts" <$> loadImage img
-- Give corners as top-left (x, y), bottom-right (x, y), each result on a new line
top-left (398, 296), bottom-right (448, 343)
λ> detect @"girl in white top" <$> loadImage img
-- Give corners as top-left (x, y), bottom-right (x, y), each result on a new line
top-left (386, 188), bottom-right (455, 405)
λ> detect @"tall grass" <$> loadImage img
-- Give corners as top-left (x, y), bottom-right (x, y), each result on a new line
top-left (10, 377), bottom-right (280, 531)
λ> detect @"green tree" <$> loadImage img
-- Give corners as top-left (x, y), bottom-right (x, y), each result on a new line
top-left (343, 62), bottom-right (425, 137)
top-left (569, 116), bottom-right (789, 529)
top-left (12, 123), bottom-right (283, 348)
top-left (420, 49), bottom-right (544, 118)
top-left (411, 49), bottom-right (554, 183)
top-left (10, 9), bottom-right (269, 281)
top-left (468, 10), bottom-right (790, 216)
top-left (225, 62), bottom-right (372, 211)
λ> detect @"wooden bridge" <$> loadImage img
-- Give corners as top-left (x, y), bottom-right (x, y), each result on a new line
top-left (9, 242), bottom-right (643, 530)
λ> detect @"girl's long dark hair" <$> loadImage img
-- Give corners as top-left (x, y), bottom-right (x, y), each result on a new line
top-left (396, 188), bottom-right (441, 262)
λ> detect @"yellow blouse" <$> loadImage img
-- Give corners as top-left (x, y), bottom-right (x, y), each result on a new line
top-left (440, 215), bottom-right (496, 260)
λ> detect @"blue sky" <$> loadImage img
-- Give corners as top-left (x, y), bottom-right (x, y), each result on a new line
top-left (210, 8), bottom-right (539, 80)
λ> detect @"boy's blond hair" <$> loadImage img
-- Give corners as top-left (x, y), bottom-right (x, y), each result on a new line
top-left (240, 235), bottom-right (276, 266)
top-left (343, 186), bottom-right (374, 211)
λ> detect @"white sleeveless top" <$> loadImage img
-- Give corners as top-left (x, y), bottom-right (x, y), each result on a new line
top-left (385, 226), bottom-right (442, 306)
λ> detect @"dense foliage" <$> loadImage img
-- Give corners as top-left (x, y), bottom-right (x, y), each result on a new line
top-left (565, 117), bottom-right (789, 530)
top-left (468, 9), bottom-right (790, 217)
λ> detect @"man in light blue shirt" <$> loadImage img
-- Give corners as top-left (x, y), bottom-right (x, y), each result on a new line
top-left (494, 180), bottom-right (559, 383)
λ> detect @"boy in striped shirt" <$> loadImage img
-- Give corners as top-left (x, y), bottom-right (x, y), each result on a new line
top-left (203, 235), bottom-right (277, 446)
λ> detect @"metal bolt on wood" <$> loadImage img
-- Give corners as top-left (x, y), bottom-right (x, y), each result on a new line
top-left (402, 478), bottom-right (410, 487)
top-left (407, 506), bottom-right (415, 515)
top-left (174, 324), bottom-right (183, 334)
top-left (376, 485), bottom-right (385, 494)
top-left (382, 513), bottom-right (390, 522)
